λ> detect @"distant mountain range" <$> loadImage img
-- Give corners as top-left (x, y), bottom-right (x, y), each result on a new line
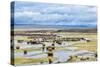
top-left (56, 28), bottom-right (97, 33)
top-left (12, 24), bottom-right (97, 28)
top-left (11, 24), bottom-right (97, 33)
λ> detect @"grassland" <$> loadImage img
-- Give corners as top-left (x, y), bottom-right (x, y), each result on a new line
top-left (13, 31), bottom-right (97, 65)
top-left (69, 41), bottom-right (97, 52)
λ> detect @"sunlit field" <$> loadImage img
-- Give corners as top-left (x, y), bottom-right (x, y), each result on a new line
top-left (11, 30), bottom-right (97, 65)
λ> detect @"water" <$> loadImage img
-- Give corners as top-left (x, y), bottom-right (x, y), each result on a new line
top-left (15, 41), bottom-right (96, 64)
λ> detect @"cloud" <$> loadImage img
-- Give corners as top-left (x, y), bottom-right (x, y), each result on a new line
top-left (13, 1), bottom-right (97, 27)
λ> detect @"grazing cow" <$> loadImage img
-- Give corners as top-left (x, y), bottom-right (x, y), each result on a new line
top-left (80, 38), bottom-right (91, 42)
top-left (56, 40), bottom-right (62, 45)
top-left (42, 44), bottom-right (45, 52)
top-left (27, 40), bottom-right (38, 45)
top-left (24, 50), bottom-right (27, 55)
top-left (86, 40), bottom-right (90, 42)
top-left (17, 40), bottom-right (24, 43)
top-left (46, 46), bottom-right (54, 64)
top-left (16, 46), bottom-right (20, 49)
top-left (51, 43), bottom-right (55, 50)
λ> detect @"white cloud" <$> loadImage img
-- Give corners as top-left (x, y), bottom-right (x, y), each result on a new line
top-left (14, 2), bottom-right (97, 27)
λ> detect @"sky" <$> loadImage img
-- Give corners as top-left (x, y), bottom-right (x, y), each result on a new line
top-left (12, 1), bottom-right (97, 28)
